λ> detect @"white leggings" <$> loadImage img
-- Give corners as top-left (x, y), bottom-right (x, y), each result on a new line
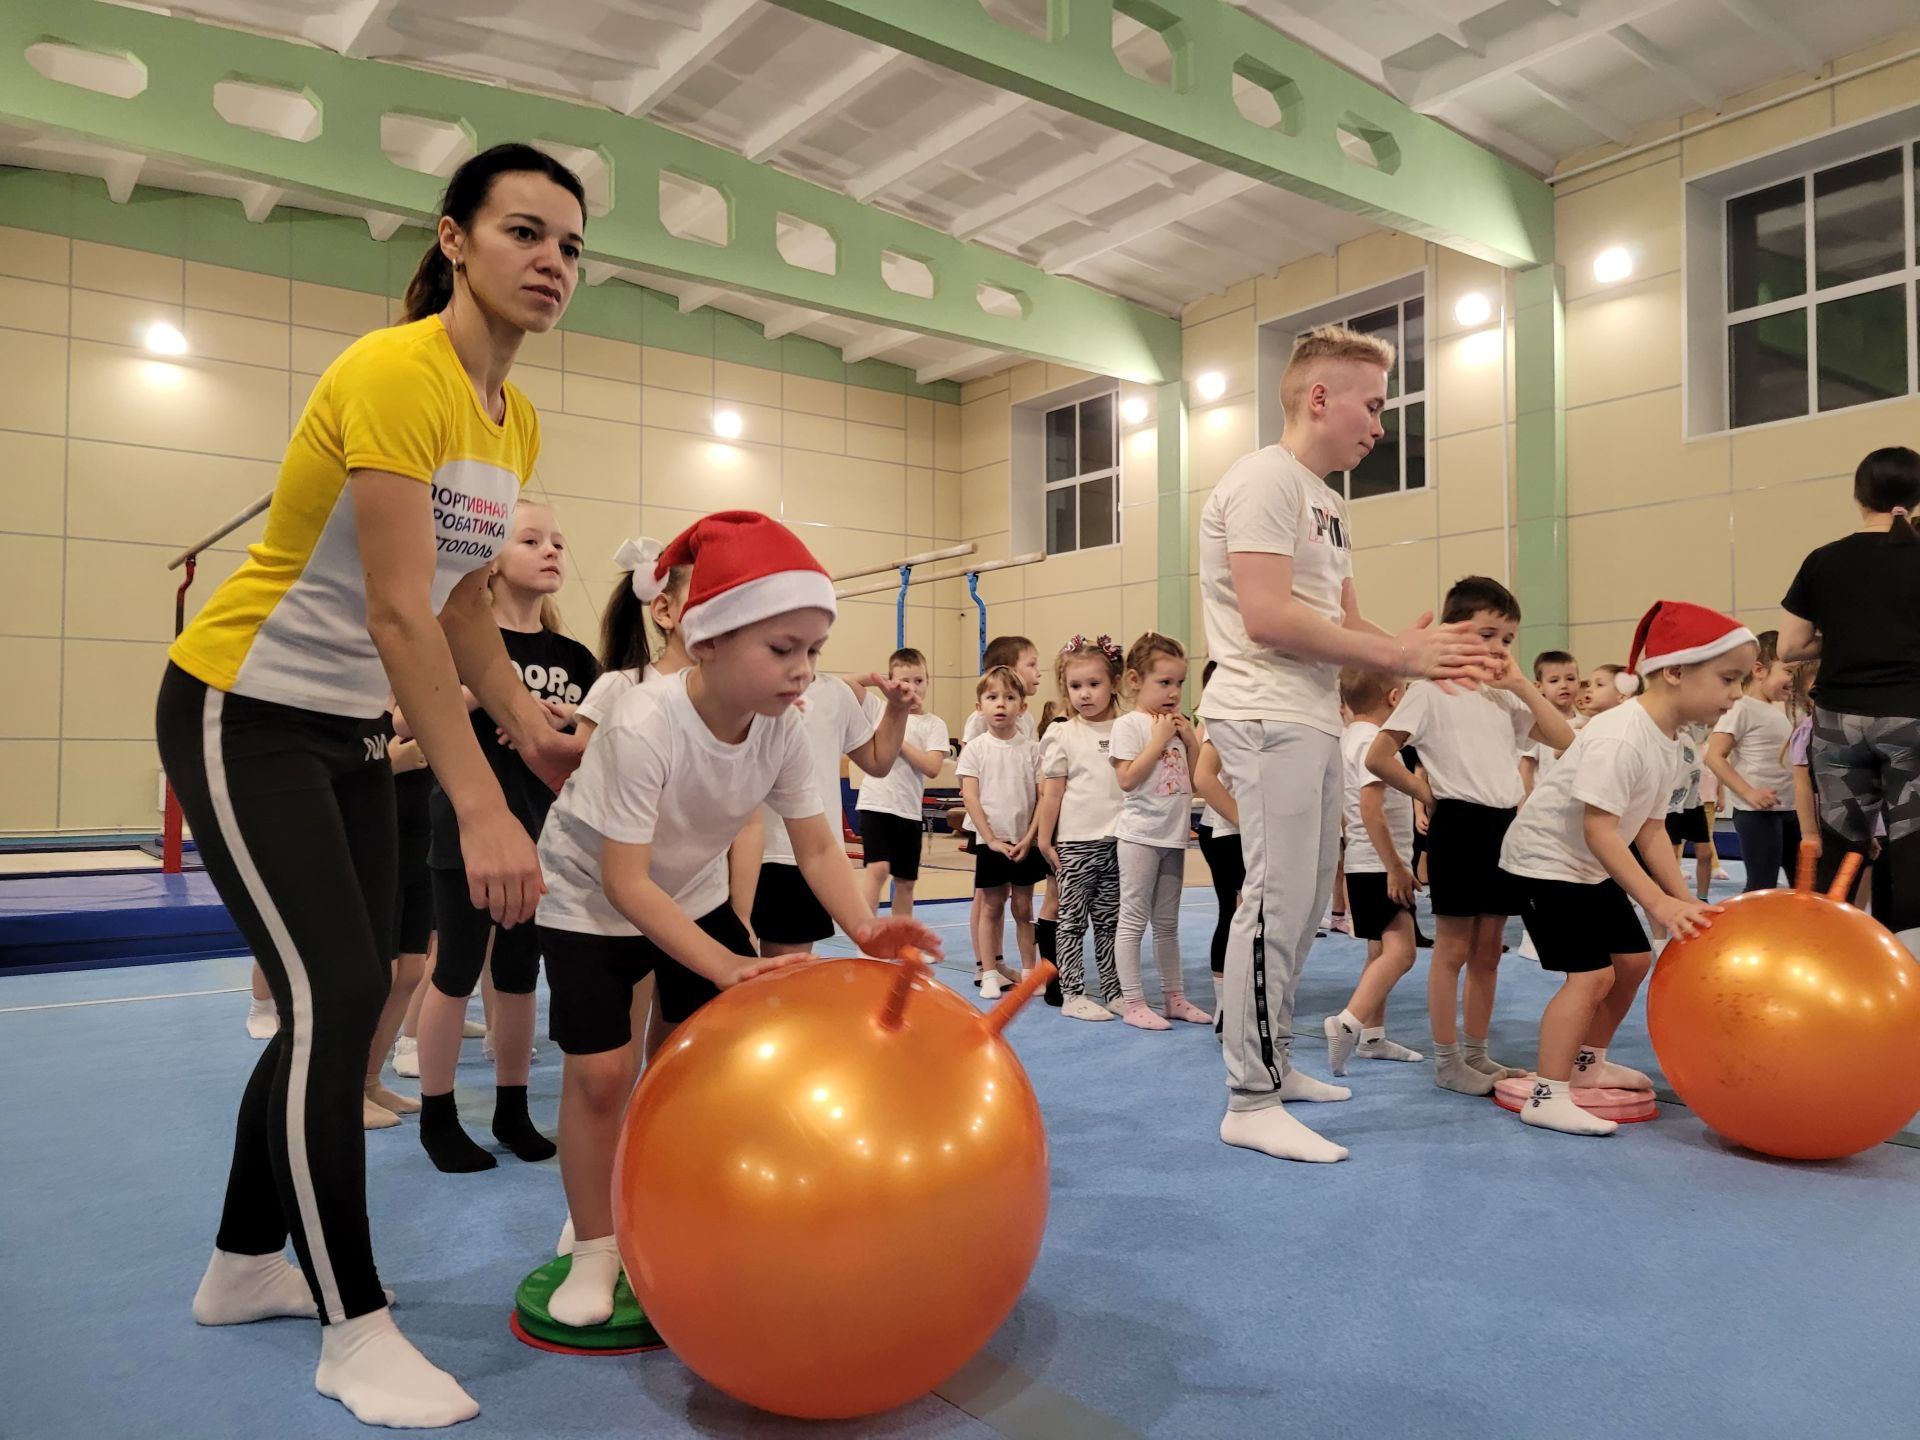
top-left (1115, 839), bottom-right (1186, 1003)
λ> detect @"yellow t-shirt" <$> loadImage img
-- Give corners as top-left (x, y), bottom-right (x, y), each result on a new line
top-left (170, 316), bottom-right (540, 718)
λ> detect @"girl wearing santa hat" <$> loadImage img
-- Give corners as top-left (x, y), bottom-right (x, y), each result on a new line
top-left (529, 510), bottom-right (943, 1328)
top-left (1498, 600), bottom-right (1754, 1136)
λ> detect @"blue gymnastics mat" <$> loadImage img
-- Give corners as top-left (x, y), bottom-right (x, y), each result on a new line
top-left (0, 872), bottom-right (246, 973)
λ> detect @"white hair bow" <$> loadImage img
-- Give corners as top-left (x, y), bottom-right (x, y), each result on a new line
top-left (614, 537), bottom-right (668, 601)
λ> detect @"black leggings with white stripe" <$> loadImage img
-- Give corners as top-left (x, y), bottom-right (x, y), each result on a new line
top-left (156, 663), bottom-right (396, 1324)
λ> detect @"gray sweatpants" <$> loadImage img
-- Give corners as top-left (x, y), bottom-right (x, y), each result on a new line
top-left (1115, 839), bottom-right (1186, 1002)
top-left (1208, 718), bottom-right (1342, 1112)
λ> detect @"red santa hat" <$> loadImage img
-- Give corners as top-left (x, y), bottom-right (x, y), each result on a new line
top-left (1616, 600), bottom-right (1755, 695)
top-left (624, 510), bottom-right (836, 646)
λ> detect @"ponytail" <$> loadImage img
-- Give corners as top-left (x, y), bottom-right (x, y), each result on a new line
top-left (1891, 506), bottom-right (1917, 548)
top-left (402, 243), bottom-right (456, 324)
top-left (1852, 446), bottom-right (1920, 547)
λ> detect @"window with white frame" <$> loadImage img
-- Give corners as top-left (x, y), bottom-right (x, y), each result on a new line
top-left (1300, 294), bottom-right (1426, 501)
top-left (1724, 142), bottom-right (1917, 428)
top-left (1042, 391), bottom-right (1120, 555)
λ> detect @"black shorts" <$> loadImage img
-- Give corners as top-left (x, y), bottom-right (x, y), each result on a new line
top-left (1665, 805), bottom-right (1710, 845)
top-left (858, 811), bottom-right (924, 881)
top-left (752, 861), bottom-right (833, 945)
top-left (540, 904), bottom-right (746, 1054)
top-left (1345, 871), bottom-right (1413, 941)
top-left (393, 769), bottom-right (434, 956)
top-left (429, 865), bottom-right (541, 995)
top-left (974, 845), bottom-right (1050, 890)
top-left (1507, 872), bottom-right (1650, 973)
top-left (1425, 800), bottom-right (1520, 918)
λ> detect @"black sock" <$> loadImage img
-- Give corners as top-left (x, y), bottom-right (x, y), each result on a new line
top-left (419, 1091), bottom-right (495, 1173)
top-left (491, 1085), bottom-right (556, 1163)
top-left (1035, 918), bottom-right (1057, 962)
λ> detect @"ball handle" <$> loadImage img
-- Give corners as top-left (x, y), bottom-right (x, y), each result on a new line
top-left (877, 948), bottom-right (933, 1031)
top-left (982, 962), bottom-right (1058, 1037)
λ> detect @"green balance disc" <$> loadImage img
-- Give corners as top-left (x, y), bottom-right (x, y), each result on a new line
top-left (512, 1253), bottom-right (663, 1354)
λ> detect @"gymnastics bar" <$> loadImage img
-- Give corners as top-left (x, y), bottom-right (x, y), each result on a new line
top-left (159, 489), bottom-right (272, 873)
top-left (829, 543), bottom-right (975, 586)
top-left (835, 550), bottom-right (1042, 600)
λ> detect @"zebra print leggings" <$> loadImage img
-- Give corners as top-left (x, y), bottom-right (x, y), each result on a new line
top-left (1055, 838), bottom-right (1120, 1004)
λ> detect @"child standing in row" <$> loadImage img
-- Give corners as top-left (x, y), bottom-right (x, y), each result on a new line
top-left (1324, 669), bottom-right (1424, 1073)
top-left (1109, 633), bottom-right (1211, 1031)
top-left (534, 511), bottom-right (940, 1326)
top-left (1705, 630), bottom-right (1798, 890)
top-left (1192, 663), bottom-right (1242, 1016)
top-left (1367, 577), bottom-right (1575, 1097)
top-left (958, 667), bottom-right (1048, 999)
top-left (1499, 602), bottom-right (1746, 1136)
top-left (1520, 650), bottom-right (1581, 795)
top-left (1036, 635), bottom-right (1125, 1021)
top-left (856, 648), bottom-right (950, 919)
top-left (962, 636), bottom-right (1045, 988)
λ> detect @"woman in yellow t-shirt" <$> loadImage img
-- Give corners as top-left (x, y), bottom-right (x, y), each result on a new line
top-left (155, 144), bottom-right (586, 1430)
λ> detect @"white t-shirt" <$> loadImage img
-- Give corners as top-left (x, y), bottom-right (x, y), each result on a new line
top-left (1040, 715), bottom-right (1122, 843)
top-left (1341, 720), bottom-right (1413, 875)
top-left (1107, 710), bottom-right (1194, 848)
top-left (576, 663), bottom-right (662, 730)
top-left (1673, 724), bottom-right (1706, 813)
top-left (762, 675), bottom-right (877, 865)
top-left (1712, 696), bottom-right (1793, 812)
top-left (855, 698), bottom-right (949, 821)
top-left (536, 671), bottom-right (817, 936)
top-left (959, 710), bottom-right (1034, 830)
top-left (1385, 682), bottom-right (1538, 809)
top-left (1501, 701), bottom-right (1687, 886)
top-left (1198, 445), bottom-right (1353, 736)
top-left (956, 732), bottom-right (1043, 841)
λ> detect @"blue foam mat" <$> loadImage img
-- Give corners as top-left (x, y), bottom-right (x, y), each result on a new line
top-left (0, 872), bottom-right (246, 972)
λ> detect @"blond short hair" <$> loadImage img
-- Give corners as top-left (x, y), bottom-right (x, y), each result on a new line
top-left (1280, 324), bottom-right (1396, 417)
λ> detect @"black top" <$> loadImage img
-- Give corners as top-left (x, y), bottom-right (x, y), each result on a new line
top-left (428, 626), bottom-right (599, 869)
top-left (1781, 531), bottom-right (1920, 718)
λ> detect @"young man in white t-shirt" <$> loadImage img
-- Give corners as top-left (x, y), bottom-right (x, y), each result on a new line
top-left (855, 648), bottom-right (949, 918)
top-left (1499, 601), bottom-right (1750, 1136)
top-left (752, 670), bottom-right (913, 957)
top-left (1366, 577), bottom-right (1575, 1098)
top-left (1198, 325), bottom-right (1494, 1165)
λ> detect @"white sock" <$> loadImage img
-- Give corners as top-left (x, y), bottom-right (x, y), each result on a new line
top-left (1358, 1029), bottom-right (1424, 1062)
top-left (547, 1236), bottom-right (622, 1328)
top-left (1323, 1011), bottom-right (1362, 1076)
top-left (1279, 1066), bottom-right (1351, 1103)
top-left (245, 997), bottom-right (278, 1040)
top-left (1434, 1042), bottom-right (1496, 1095)
top-left (1519, 1078), bottom-right (1618, 1137)
top-left (315, 1307), bottom-right (478, 1428)
top-left (555, 1213), bottom-right (575, 1257)
top-left (1574, 1046), bottom-right (1653, 1091)
top-left (979, 971), bottom-right (1003, 1000)
top-left (1220, 1107), bottom-right (1348, 1163)
top-left (194, 1250), bottom-right (393, 1325)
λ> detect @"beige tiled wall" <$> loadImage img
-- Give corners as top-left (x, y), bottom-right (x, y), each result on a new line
top-left (0, 230), bottom-right (962, 831)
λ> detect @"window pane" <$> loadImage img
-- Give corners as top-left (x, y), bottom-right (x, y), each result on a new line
top-left (1046, 484), bottom-right (1077, 555)
top-left (1349, 305), bottom-right (1399, 398)
top-left (1078, 473), bottom-right (1117, 549)
top-left (1728, 310), bottom-right (1809, 428)
top-left (1044, 405), bottom-right (1076, 484)
top-left (1816, 285), bottom-right (1909, 412)
top-left (1350, 408), bottom-right (1400, 499)
top-left (1403, 402), bottom-right (1426, 490)
top-left (1727, 179), bottom-right (1805, 311)
top-left (1402, 296), bottom-right (1425, 395)
top-left (1813, 148), bottom-right (1904, 290)
top-left (1078, 393), bottom-right (1115, 474)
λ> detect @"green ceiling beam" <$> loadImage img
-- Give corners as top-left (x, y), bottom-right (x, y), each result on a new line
top-left (766, 0), bottom-right (1553, 269)
top-left (0, 0), bottom-right (1180, 383)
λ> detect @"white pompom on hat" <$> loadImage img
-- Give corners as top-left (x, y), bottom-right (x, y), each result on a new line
top-left (625, 510), bottom-right (836, 646)
top-left (1616, 600), bottom-right (1755, 695)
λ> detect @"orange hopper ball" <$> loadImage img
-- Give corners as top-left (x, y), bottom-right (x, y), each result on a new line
top-left (1648, 852), bottom-right (1920, 1160)
top-left (612, 955), bottom-right (1052, 1419)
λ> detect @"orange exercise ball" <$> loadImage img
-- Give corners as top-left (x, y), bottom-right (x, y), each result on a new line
top-left (1648, 874), bottom-right (1920, 1160)
top-left (612, 956), bottom-right (1051, 1419)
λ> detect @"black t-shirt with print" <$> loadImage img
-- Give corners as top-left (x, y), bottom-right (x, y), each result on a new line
top-left (1782, 531), bottom-right (1920, 718)
top-left (428, 626), bottom-right (599, 869)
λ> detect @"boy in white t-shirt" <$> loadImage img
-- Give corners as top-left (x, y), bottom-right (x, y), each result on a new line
top-left (532, 511), bottom-right (940, 1328)
top-left (1366, 577), bottom-right (1575, 1098)
top-left (1519, 649), bottom-right (1581, 796)
top-left (1705, 630), bottom-right (1799, 891)
top-left (1499, 600), bottom-right (1749, 1136)
top-left (959, 635), bottom-right (1045, 990)
top-left (1323, 669), bottom-right (1424, 1074)
top-left (855, 647), bottom-right (949, 919)
top-left (752, 668), bottom-right (913, 958)
top-left (957, 666), bottom-right (1047, 999)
